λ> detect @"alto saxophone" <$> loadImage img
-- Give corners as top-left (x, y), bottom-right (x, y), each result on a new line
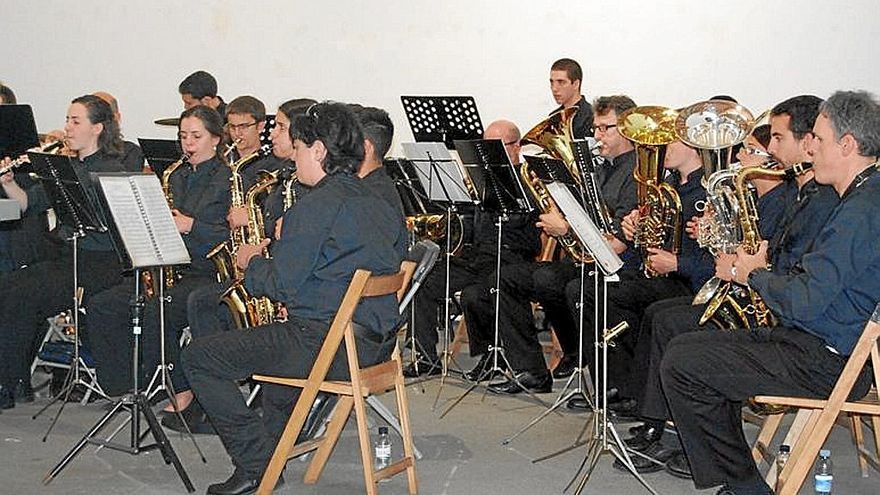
top-left (220, 170), bottom-right (280, 329)
top-left (699, 163), bottom-right (812, 329)
top-left (143, 155), bottom-right (188, 298)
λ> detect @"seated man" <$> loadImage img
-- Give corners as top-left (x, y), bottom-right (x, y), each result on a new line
top-left (662, 90), bottom-right (880, 495)
top-left (182, 102), bottom-right (408, 495)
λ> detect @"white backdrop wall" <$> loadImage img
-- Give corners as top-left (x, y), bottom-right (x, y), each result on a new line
top-left (2, 0), bottom-right (878, 154)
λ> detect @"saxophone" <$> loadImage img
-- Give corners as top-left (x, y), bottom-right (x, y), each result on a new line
top-left (699, 163), bottom-right (812, 329)
top-left (143, 155), bottom-right (188, 297)
top-left (618, 106), bottom-right (683, 278)
top-left (220, 169), bottom-right (280, 328)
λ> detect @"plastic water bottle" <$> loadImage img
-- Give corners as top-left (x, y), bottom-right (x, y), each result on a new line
top-left (775, 444), bottom-right (791, 491)
top-left (814, 449), bottom-right (833, 494)
top-left (374, 426), bottom-right (392, 470)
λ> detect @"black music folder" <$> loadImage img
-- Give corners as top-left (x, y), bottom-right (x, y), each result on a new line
top-left (455, 139), bottom-right (533, 216)
top-left (138, 138), bottom-right (183, 177)
top-left (27, 152), bottom-right (107, 237)
top-left (0, 104), bottom-right (40, 158)
top-left (94, 173), bottom-right (190, 270)
top-left (400, 96), bottom-right (484, 149)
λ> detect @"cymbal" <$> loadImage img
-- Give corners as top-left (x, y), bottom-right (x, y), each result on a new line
top-left (154, 117), bottom-right (180, 127)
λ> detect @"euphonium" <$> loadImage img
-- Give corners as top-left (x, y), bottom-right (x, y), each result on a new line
top-left (618, 106), bottom-right (682, 278)
top-left (699, 163), bottom-right (812, 329)
top-left (220, 169), bottom-right (280, 329)
top-left (675, 99), bottom-right (755, 183)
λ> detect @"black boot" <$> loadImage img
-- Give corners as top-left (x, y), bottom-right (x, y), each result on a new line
top-left (13, 378), bottom-right (34, 403)
top-left (0, 383), bottom-right (14, 410)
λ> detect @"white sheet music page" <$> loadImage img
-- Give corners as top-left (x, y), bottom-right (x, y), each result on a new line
top-left (401, 142), bottom-right (474, 204)
top-left (98, 174), bottom-right (190, 268)
top-left (546, 181), bottom-right (623, 275)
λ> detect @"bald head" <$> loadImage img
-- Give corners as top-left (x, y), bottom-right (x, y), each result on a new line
top-left (484, 119), bottom-right (522, 164)
top-left (93, 91), bottom-right (121, 122)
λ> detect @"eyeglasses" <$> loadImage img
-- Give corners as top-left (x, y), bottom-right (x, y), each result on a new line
top-left (226, 121), bottom-right (258, 132)
top-left (592, 124), bottom-right (617, 133)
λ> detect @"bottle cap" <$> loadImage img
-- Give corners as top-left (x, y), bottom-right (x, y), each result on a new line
top-left (779, 444), bottom-right (791, 453)
top-left (378, 426), bottom-right (389, 435)
top-left (820, 449), bottom-right (831, 457)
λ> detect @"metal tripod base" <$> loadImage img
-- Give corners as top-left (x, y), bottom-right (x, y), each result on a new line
top-left (32, 356), bottom-right (109, 441)
top-left (44, 391), bottom-right (195, 493)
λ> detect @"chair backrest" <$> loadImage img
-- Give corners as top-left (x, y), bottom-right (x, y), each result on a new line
top-left (397, 240), bottom-right (440, 314)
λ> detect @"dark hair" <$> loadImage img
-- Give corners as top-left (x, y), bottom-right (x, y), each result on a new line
top-left (71, 94), bottom-right (123, 157)
top-left (709, 95), bottom-right (738, 103)
top-left (277, 98), bottom-right (316, 125)
top-left (771, 95), bottom-right (823, 140)
top-left (178, 105), bottom-right (226, 160)
top-left (752, 124), bottom-right (771, 149)
top-left (290, 102), bottom-right (365, 176)
top-left (0, 83), bottom-right (16, 104)
top-left (551, 58), bottom-right (583, 84)
top-left (593, 95), bottom-right (637, 117)
top-left (178, 71), bottom-right (218, 99)
top-left (225, 95), bottom-right (266, 122)
top-left (349, 104), bottom-right (394, 162)
top-left (819, 90), bottom-right (880, 157)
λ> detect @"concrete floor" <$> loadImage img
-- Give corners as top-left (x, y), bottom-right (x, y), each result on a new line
top-left (1, 368), bottom-right (879, 495)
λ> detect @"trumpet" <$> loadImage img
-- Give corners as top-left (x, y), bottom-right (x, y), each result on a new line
top-left (1, 140), bottom-right (66, 175)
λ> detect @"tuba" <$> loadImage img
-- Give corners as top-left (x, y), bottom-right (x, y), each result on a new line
top-left (618, 106), bottom-right (682, 277)
top-left (520, 107), bottom-right (612, 262)
top-left (675, 99), bottom-right (754, 183)
top-left (700, 163), bottom-right (812, 329)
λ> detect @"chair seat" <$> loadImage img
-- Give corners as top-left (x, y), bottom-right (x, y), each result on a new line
top-left (753, 389), bottom-right (880, 415)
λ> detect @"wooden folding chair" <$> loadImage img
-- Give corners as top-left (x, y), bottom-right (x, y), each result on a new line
top-left (750, 303), bottom-right (880, 494)
top-left (253, 261), bottom-right (417, 495)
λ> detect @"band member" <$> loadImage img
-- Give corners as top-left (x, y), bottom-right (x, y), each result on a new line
top-left (0, 95), bottom-right (127, 408)
top-left (182, 102), bottom-right (408, 495)
top-left (85, 105), bottom-right (232, 398)
top-left (549, 58), bottom-right (593, 138)
top-left (0, 82), bottom-right (16, 104)
top-left (660, 90), bottom-right (880, 495)
top-left (476, 96), bottom-right (638, 394)
top-left (620, 96), bottom-right (838, 477)
top-left (404, 119), bottom-right (541, 378)
top-left (179, 70), bottom-right (226, 117)
top-left (93, 91), bottom-right (146, 172)
top-left (349, 104), bottom-right (405, 212)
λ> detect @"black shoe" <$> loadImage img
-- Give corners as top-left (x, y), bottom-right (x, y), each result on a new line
top-left (623, 423), bottom-right (664, 451)
top-left (629, 422), bottom-right (647, 436)
top-left (161, 402), bottom-right (217, 435)
top-left (402, 357), bottom-right (441, 378)
top-left (665, 450), bottom-right (693, 479)
top-left (0, 384), bottom-right (14, 410)
top-left (464, 354), bottom-right (501, 382)
top-left (12, 379), bottom-right (34, 403)
top-left (488, 370), bottom-right (552, 394)
top-left (608, 398), bottom-right (639, 420)
top-left (206, 470), bottom-right (284, 495)
top-left (565, 396), bottom-right (590, 411)
top-left (613, 443), bottom-right (678, 473)
top-left (551, 354), bottom-right (578, 379)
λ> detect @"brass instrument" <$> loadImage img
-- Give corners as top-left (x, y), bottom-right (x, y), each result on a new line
top-left (143, 154), bottom-right (187, 297)
top-left (675, 99), bottom-right (754, 183)
top-left (219, 169), bottom-right (280, 329)
top-left (282, 169), bottom-right (299, 211)
top-left (618, 106), bottom-right (682, 277)
top-left (520, 107), bottom-right (603, 262)
top-left (699, 163), bottom-right (813, 329)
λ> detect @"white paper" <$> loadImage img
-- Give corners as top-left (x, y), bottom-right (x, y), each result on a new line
top-left (401, 142), bottom-right (475, 204)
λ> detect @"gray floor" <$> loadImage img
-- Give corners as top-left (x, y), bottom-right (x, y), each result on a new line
top-left (1, 368), bottom-right (878, 495)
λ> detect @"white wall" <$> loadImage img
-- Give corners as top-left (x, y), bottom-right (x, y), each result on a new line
top-left (2, 0), bottom-right (878, 153)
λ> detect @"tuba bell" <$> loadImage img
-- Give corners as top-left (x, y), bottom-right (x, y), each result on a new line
top-left (675, 99), bottom-right (755, 182)
top-left (618, 105), bottom-right (682, 278)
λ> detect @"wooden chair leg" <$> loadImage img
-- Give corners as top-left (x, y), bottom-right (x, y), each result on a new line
top-left (763, 409), bottom-right (810, 487)
top-left (752, 412), bottom-right (783, 466)
top-left (304, 396), bottom-right (354, 484)
top-left (448, 318), bottom-right (468, 361)
top-left (777, 409), bottom-right (823, 495)
top-left (393, 359), bottom-right (419, 494)
top-left (352, 391), bottom-right (378, 495)
top-left (850, 414), bottom-right (869, 477)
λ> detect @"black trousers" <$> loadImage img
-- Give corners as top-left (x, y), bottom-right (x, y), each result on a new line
top-left (0, 249), bottom-right (122, 385)
top-left (467, 260), bottom-right (577, 374)
top-left (660, 327), bottom-right (872, 489)
top-left (186, 281), bottom-right (233, 340)
top-left (86, 272), bottom-right (213, 396)
top-left (182, 317), bottom-right (394, 477)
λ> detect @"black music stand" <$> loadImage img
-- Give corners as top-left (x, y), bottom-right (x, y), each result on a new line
top-left (0, 104), bottom-right (40, 158)
top-left (400, 95), bottom-right (484, 149)
top-left (44, 173), bottom-right (199, 493)
top-left (138, 138), bottom-right (182, 177)
top-left (27, 152), bottom-right (111, 435)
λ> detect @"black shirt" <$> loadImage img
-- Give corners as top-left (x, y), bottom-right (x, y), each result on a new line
top-left (667, 168), bottom-right (713, 291)
top-left (121, 140), bottom-right (145, 173)
top-left (361, 166), bottom-right (405, 215)
top-left (767, 178), bottom-right (839, 274)
top-left (553, 95), bottom-right (594, 139)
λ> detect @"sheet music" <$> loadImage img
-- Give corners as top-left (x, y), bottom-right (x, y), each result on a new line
top-left (98, 175), bottom-right (190, 268)
top-left (401, 142), bottom-right (474, 204)
top-left (546, 182), bottom-right (623, 275)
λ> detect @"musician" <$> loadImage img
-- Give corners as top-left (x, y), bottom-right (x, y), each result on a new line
top-left (620, 96), bottom-right (839, 477)
top-left (404, 119), bottom-right (541, 378)
top-left (0, 95), bottom-right (127, 408)
top-left (181, 102), bottom-right (408, 495)
top-left (349, 104), bottom-right (405, 213)
top-left (476, 96), bottom-right (638, 394)
top-left (93, 91), bottom-right (146, 172)
top-left (657, 91), bottom-right (880, 495)
top-left (0, 82), bottom-right (15, 104)
top-left (179, 70), bottom-right (226, 117)
top-left (549, 58), bottom-right (593, 138)
top-left (85, 105), bottom-right (231, 399)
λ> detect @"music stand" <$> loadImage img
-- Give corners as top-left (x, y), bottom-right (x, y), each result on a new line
top-left (400, 95), bottom-right (484, 149)
top-left (138, 138), bottom-right (182, 177)
top-left (0, 104), bottom-right (40, 158)
top-left (44, 173), bottom-right (198, 493)
top-left (27, 152), bottom-right (111, 435)
top-left (401, 142), bottom-right (477, 397)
